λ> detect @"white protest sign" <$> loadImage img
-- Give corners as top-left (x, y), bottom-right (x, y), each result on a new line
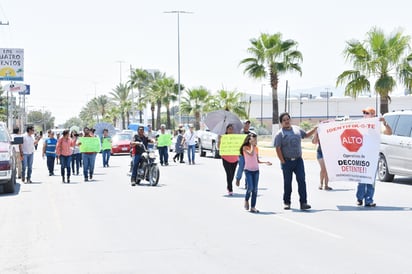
top-left (318, 118), bottom-right (380, 185)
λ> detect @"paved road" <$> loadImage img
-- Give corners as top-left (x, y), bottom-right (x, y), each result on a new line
top-left (1, 143), bottom-right (412, 274)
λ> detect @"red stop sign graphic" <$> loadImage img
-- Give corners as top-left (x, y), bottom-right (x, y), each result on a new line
top-left (340, 129), bottom-right (363, 152)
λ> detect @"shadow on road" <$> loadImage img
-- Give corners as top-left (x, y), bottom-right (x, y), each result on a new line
top-left (336, 205), bottom-right (412, 211)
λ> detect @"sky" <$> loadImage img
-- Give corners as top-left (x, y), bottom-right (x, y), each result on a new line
top-left (1, 0), bottom-right (411, 124)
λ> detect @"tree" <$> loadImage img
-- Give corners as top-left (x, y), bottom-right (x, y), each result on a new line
top-left (129, 68), bottom-right (151, 123)
top-left (336, 27), bottom-right (412, 114)
top-left (206, 89), bottom-right (248, 119)
top-left (110, 83), bottom-right (131, 129)
top-left (180, 87), bottom-right (210, 129)
top-left (240, 33), bottom-right (303, 126)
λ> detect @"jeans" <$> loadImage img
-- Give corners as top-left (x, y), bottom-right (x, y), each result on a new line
top-left (82, 153), bottom-right (96, 179)
top-left (236, 155), bottom-right (245, 180)
top-left (102, 149), bottom-right (111, 167)
top-left (281, 157), bottom-right (307, 205)
top-left (222, 158), bottom-right (238, 192)
top-left (356, 183), bottom-right (375, 204)
top-left (131, 154), bottom-right (142, 179)
top-left (245, 170), bottom-right (259, 208)
top-left (71, 153), bottom-right (81, 174)
top-left (22, 153), bottom-right (34, 180)
top-left (158, 146), bottom-right (169, 165)
top-left (187, 145), bottom-right (196, 163)
top-left (46, 156), bottom-right (55, 175)
top-left (60, 155), bottom-right (71, 177)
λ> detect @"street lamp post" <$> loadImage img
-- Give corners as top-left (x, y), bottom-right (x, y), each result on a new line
top-left (260, 84), bottom-right (265, 127)
top-left (164, 10), bottom-right (193, 125)
top-left (326, 88), bottom-right (330, 119)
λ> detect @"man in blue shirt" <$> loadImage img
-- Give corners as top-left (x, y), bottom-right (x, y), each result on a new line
top-left (43, 129), bottom-right (57, 176)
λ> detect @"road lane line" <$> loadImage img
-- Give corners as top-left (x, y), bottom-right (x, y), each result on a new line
top-left (275, 215), bottom-right (344, 239)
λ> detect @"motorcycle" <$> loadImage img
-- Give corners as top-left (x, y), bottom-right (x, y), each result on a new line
top-left (130, 143), bottom-right (160, 186)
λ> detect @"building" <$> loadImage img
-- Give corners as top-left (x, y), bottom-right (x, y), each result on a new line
top-left (247, 93), bottom-right (412, 128)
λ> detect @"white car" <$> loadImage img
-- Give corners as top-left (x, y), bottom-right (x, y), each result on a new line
top-left (378, 110), bottom-right (412, 181)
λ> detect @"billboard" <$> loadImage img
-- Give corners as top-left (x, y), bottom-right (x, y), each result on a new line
top-left (0, 48), bottom-right (24, 81)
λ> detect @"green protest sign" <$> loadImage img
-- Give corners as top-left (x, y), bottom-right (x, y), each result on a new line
top-left (79, 137), bottom-right (101, 153)
top-left (219, 134), bottom-right (247, 156)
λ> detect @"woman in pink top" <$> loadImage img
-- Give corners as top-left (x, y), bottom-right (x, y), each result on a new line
top-left (241, 133), bottom-right (272, 213)
top-left (56, 129), bottom-right (73, 183)
top-left (218, 124), bottom-right (239, 196)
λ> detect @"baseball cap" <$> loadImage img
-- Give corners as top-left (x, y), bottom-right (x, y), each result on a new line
top-left (362, 107), bottom-right (376, 115)
top-left (244, 120), bottom-right (251, 124)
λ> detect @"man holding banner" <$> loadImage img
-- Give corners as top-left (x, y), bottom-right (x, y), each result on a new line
top-left (274, 112), bottom-right (317, 211)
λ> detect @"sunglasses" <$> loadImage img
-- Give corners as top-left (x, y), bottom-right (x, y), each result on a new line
top-left (363, 111), bottom-right (371, 115)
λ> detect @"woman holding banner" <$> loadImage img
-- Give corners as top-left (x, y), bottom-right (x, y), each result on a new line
top-left (218, 124), bottom-right (239, 196)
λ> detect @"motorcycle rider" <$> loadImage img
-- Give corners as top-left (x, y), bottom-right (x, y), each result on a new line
top-left (130, 126), bottom-right (153, 186)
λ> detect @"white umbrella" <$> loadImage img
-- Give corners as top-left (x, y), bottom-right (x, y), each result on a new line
top-left (204, 110), bottom-right (243, 135)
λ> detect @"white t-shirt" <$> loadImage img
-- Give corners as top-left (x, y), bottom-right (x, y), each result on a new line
top-left (184, 130), bottom-right (197, 146)
top-left (22, 134), bottom-right (35, 154)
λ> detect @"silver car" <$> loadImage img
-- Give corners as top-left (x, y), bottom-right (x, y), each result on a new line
top-left (378, 110), bottom-right (412, 181)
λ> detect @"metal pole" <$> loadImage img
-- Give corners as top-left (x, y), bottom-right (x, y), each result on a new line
top-left (260, 84), bottom-right (264, 127)
top-left (164, 11), bottom-right (193, 125)
top-left (326, 88), bottom-right (330, 119)
top-left (177, 12), bottom-right (181, 125)
top-left (284, 80), bottom-right (288, 112)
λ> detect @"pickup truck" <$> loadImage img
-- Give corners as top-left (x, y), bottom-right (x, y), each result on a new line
top-left (198, 129), bottom-right (220, 158)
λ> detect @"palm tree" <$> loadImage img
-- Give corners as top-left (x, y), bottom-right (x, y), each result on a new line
top-left (158, 77), bottom-right (178, 129)
top-left (93, 95), bottom-right (111, 122)
top-left (336, 27), bottom-right (412, 114)
top-left (180, 87), bottom-right (210, 129)
top-left (129, 68), bottom-right (151, 123)
top-left (206, 89), bottom-right (248, 119)
top-left (110, 83), bottom-right (131, 129)
top-left (240, 33), bottom-right (303, 125)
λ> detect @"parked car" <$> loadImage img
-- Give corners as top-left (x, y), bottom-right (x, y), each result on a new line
top-left (198, 129), bottom-right (220, 158)
top-left (0, 123), bottom-right (23, 194)
top-left (378, 110), bottom-right (412, 182)
top-left (111, 133), bottom-right (133, 155)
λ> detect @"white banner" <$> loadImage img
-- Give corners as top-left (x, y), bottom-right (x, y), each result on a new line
top-left (318, 118), bottom-right (381, 185)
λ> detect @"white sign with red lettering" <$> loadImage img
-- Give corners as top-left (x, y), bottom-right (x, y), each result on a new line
top-left (318, 118), bottom-right (380, 185)
top-left (4, 83), bottom-right (27, 93)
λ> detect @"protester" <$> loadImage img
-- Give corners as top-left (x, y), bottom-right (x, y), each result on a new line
top-left (78, 127), bottom-right (99, 182)
top-left (56, 129), bottom-right (73, 183)
top-left (11, 127), bottom-right (22, 179)
top-left (182, 125), bottom-right (197, 165)
top-left (42, 129), bottom-right (57, 176)
top-left (173, 129), bottom-right (185, 163)
top-left (19, 125), bottom-right (39, 183)
top-left (356, 107), bottom-right (392, 207)
top-left (101, 129), bottom-right (112, 167)
top-left (241, 132), bottom-right (272, 213)
top-left (274, 112), bottom-right (317, 210)
top-left (130, 125), bottom-right (152, 186)
top-left (218, 124), bottom-right (239, 196)
top-left (235, 120), bottom-right (252, 187)
top-left (70, 131), bottom-right (81, 176)
top-left (156, 124), bottom-right (172, 166)
top-left (312, 130), bottom-right (332, 190)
